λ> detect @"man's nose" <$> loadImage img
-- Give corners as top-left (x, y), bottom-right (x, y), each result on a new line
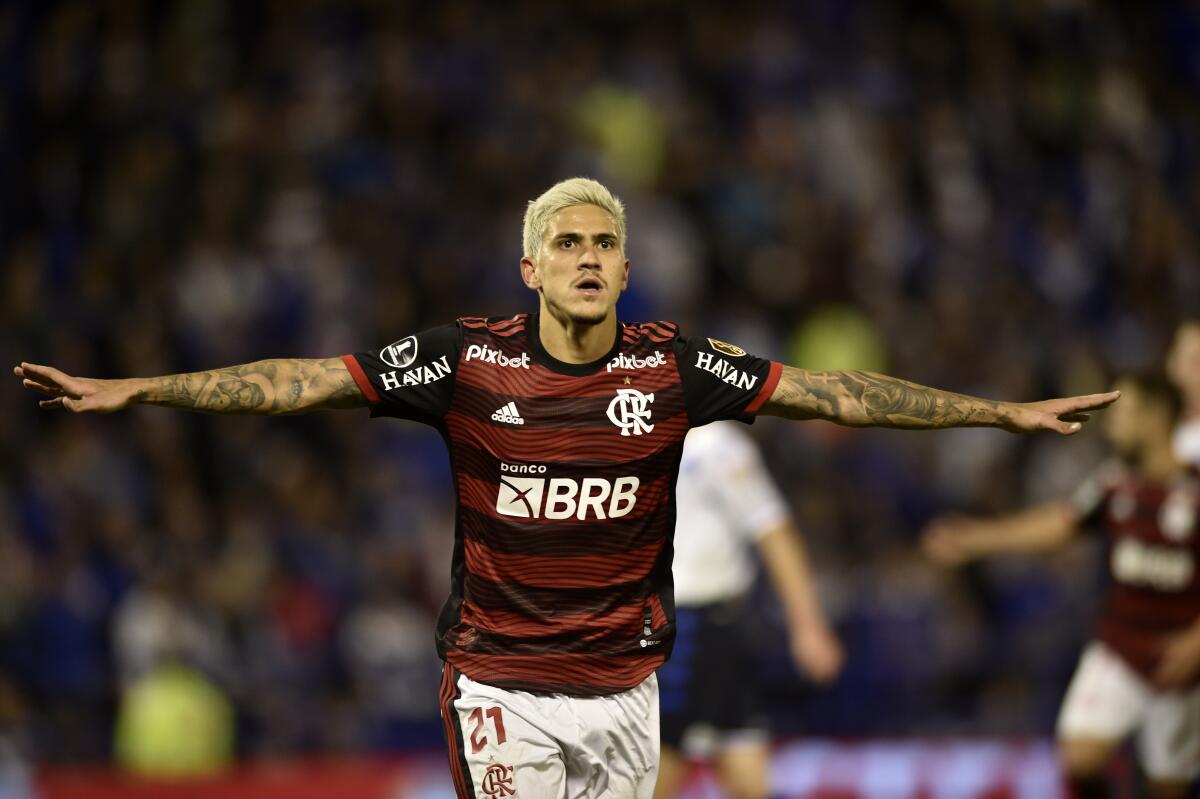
top-left (578, 244), bottom-right (601, 267)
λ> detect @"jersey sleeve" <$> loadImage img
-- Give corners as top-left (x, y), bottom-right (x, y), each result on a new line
top-left (703, 424), bottom-right (791, 541)
top-left (341, 323), bottom-right (462, 424)
top-left (1069, 459), bottom-right (1125, 528)
top-left (673, 334), bottom-right (783, 427)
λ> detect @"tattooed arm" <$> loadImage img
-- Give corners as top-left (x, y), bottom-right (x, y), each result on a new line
top-left (759, 366), bottom-right (1120, 434)
top-left (14, 358), bottom-right (367, 415)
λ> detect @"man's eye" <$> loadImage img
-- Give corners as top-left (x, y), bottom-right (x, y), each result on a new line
top-left (599, 241), bottom-right (611, 249)
top-left (560, 240), bottom-right (574, 249)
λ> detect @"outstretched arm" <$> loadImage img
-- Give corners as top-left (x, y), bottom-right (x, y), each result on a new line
top-left (921, 502), bottom-right (1080, 566)
top-left (759, 366), bottom-right (1119, 435)
top-left (15, 358), bottom-right (367, 415)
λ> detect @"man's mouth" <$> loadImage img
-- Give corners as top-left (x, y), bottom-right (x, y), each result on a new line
top-left (573, 277), bottom-right (604, 295)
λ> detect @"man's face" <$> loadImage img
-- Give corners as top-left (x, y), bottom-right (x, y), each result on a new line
top-left (521, 204), bottom-right (629, 326)
top-left (1103, 379), bottom-right (1169, 461)
top-left (1167, 323), bottom-right (1200, 397)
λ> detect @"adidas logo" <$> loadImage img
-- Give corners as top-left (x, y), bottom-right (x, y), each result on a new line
top-left (491, 401), bottom-right (525, 425)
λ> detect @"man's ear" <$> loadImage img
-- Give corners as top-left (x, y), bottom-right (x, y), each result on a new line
top-left (620, 259), bottom-right (630, 291)
top-left (520, 256), bottom-right (540, 290)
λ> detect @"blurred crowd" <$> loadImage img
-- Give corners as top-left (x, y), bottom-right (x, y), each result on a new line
top-left (2, 0), bottom-right (1199, 769)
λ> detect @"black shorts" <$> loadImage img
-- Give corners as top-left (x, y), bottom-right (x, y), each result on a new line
top-left (657, 598), bottom-right (769, 756)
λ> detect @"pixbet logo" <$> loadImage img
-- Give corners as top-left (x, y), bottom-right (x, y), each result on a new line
top-left (465, 344), bottom-right (530, 369)
top-left (607, 388), bottom-right (655, 437)
top-left (606, 351), bottom-right (667, 372)
top-left (496, 467), bottom-right (640, 521)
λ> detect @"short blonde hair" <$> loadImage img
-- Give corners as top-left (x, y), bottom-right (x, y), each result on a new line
top-left (523, 177), bottom-right (627, 259)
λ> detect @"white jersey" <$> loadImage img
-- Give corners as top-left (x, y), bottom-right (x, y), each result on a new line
top-left (672, 421), bottom-right (791, 606)
top-left (1174, 418), bottom-right (1200, 465)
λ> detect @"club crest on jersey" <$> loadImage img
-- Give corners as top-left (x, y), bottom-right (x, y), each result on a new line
top-left (606, 351), bottom-right (667, 373)
top-left (607, 388), bottom-right (655, 437)
top-left (482, 763), bottom-right (515, 797)
top-left (380, 336), bottom-right (418, 369)
top-left (707, 338), bottom-right (746, 357)
top-left (694, 352), bottom-right (759, 391)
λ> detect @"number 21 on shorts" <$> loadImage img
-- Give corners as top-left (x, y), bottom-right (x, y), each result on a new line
top-left (468, 706), bottom-right (507, 753)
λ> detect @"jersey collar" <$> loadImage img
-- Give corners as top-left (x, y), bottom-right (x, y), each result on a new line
top-left (527, 312), bottom-right (623, 376)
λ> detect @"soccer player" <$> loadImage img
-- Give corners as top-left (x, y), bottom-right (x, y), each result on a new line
top-left (1167, 319), bottom-right (1200, 464)
top-left (654, 421), bottom-right (842, 799)
top-left (923, 374), bottom-right (1200, 799)
top-left (17, 178), bottom-right (1118, 798)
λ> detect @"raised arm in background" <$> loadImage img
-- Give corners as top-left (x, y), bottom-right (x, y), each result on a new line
top-left (921, 502), bottom-right (1080, 566)
top-left (756, 521), bottom-right (844, 683)
top-left (760, 367), bottom-right (1119, 435)
top-left (14, 359), bottom-right (366, 415)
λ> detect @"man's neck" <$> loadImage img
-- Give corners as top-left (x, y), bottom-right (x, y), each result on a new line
top-left (1185, 394), bottom-right (1200, 423)
top-left (1137, 436), bottom-right (1184, 482)
top-left (537, 302), bottom-right (617, 364)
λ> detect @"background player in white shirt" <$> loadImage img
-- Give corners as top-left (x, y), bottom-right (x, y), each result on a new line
top-left (654, 421), bottom-right (843, 799)
top-left (923, 374), bottom-right (1200, 799)
top-left (1167, 319), bottom-right (1200, 465)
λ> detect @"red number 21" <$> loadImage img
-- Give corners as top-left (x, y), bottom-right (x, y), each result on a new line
top-left (468, 706), bottom-right (508, 753)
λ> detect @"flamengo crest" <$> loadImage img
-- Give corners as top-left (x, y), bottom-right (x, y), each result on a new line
top-left (482, 763), bottom-right (515, 797)
top-left (607, 388), bottom-right (655, 436)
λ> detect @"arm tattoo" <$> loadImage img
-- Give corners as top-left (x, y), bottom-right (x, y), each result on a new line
top-left (760, 366), bottom-right (1011, 429)
top-left (136, 358), bottom-right (366, 415)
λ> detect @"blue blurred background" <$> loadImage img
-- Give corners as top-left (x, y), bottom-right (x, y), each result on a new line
top-left (1, 0), bottom-right (1198, 791)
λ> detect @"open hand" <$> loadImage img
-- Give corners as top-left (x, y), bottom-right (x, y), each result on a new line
top-left (14, 362), bottom-right (139, 413)
top-left (791, 620), bottom-right (844, 684)
top-left (921, 516), bottom-right (978, 566)
top-left (1000, 391), bottom-right (1120, 435)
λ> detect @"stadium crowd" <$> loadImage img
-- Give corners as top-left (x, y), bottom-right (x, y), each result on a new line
top-left (3, 0), bottom-right (1200, 769)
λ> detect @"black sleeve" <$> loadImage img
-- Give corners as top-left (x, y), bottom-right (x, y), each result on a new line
top-left (673, 334), bottom-right (782, 427)
top-left (342, 323), bottom-right (462, 424)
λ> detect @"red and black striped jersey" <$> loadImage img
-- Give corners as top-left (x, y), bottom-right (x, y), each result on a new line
top-left (1072, 460), bottom-right (1200, 682)
top-left (343, 312), bottom-right (782, 695)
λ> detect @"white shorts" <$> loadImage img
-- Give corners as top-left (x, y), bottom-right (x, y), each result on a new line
top-left (438, 664), bottom-right (660, 799)
top-left (1057, 641), bottom-right (1200, 781)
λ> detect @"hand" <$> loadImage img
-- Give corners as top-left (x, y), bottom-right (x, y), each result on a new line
top-left (790, 620), bottom-right (844, 684)
top-left (999, 391), bottom-right (1121, 435)
top-left (1154, 628), bottom-right (1200, 690)
top-left (14, 362), bottom-right (139, 413)
top-left (921, 516), bottom-right (978, 567)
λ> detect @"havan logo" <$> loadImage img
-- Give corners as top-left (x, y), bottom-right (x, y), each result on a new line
top-left (379, 356), bottom-right (451, 390)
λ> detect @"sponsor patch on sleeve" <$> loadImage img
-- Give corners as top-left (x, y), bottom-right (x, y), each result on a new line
top-left (707, 338), bottom-right (747, 357)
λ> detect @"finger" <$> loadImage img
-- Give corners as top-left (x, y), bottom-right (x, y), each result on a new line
top-left (39, 397), bottom-right (64, 409)
top-left (23, 379), bottom-right (65, 397)
top-left (19, 362), bottom-right (71, 390)
top-left (1048, 416), bottom-right (1084, 435)
top-left (1066, 390), bottom-right (1121, 412)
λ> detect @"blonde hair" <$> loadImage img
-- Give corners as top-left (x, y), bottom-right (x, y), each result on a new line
top-left (523, 177), bottom-right (627, 259)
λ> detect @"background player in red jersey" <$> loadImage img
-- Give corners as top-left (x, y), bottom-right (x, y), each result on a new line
top-left (16, 178), bottom-right (1119, 798)
top-left (923, 373), bottom-right (1200, 799)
